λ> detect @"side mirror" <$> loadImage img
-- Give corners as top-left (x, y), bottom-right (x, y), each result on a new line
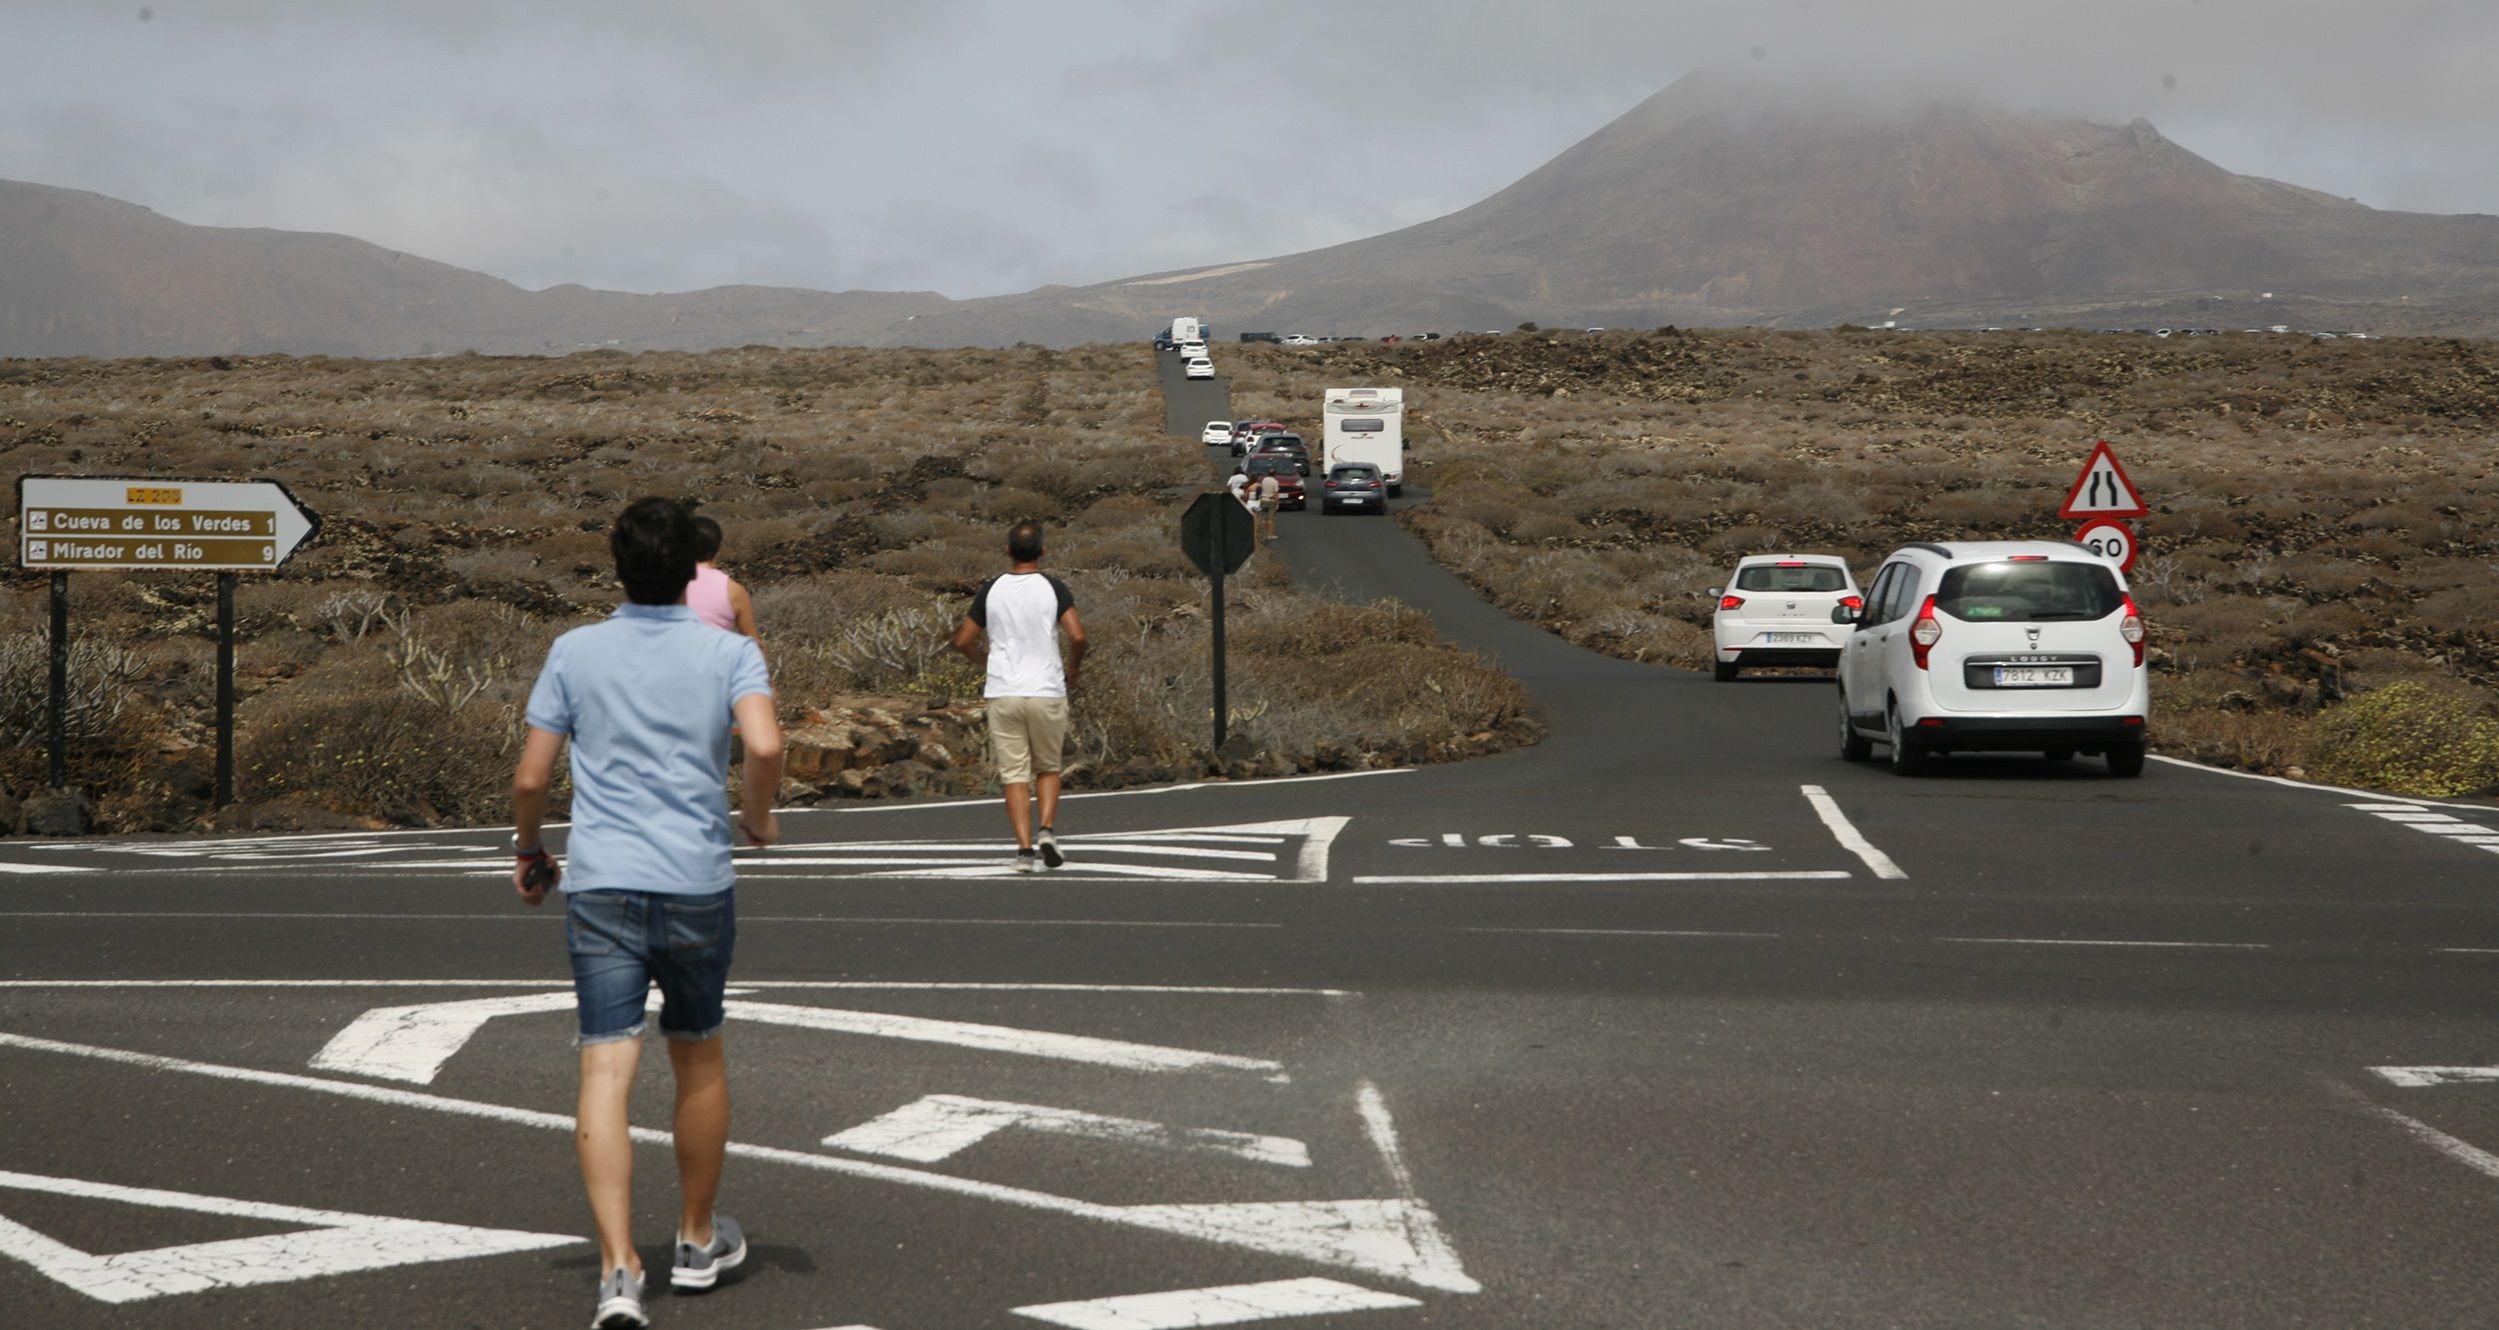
top-left (1705, 587), bottom-right (1723, 600)
top-left (1831, 606), bottom-right (1860, 625)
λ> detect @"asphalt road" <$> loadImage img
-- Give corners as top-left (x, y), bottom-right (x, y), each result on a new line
top-left (3, 348), bottom-right (2497, 1328)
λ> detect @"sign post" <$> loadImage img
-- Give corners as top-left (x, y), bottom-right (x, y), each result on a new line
top-left (47, 574), bottom-right (67, 791)
top-left (1179, 492), bottom-right (1256, 752)
top-left (2058, 441), bottom-right (2147, 577)
top-left (17, 476), bottom-right (321, 806)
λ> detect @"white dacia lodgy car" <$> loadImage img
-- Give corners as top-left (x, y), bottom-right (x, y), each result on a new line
top-left (1834, 541), bottom-right (2149, 777)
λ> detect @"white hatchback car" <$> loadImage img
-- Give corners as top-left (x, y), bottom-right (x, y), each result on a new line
top-left (1709, 555), bottom-right (1861, 681)
top-left (1200, 419), bottom-right (1233, 446)
top-left (1184, 357), bottom-right (1215, 380)
top-left (1835, 541), bottom-right (2149, 777)
top-left (1178, 340), bottom-right (1208, 360)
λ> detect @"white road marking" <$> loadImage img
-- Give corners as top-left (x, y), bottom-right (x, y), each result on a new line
top-left (1349, 1082), bottom-right (1470, 1297)
top-left (824, 1094), bottom-right (1310, 1168)
top-left (1935, 937), bottom-right (2269, 950)
top-left (838, 768), bottom-right (1412, 814)
top-left (1462, 927), bottom-right (1782, 939)
top-left (2156, 755), bottom-right (2499, 809)
top-left (1797, 785), bottom-right (1908, 880)
top-left (0, 913), bottom-right (1288, 929)
top-left (0, 1032), bottom-right (1477, 1292)
top-left (1013, 1277), bottom-right (1418, 1328)
top-left (2371, 1066), bottom-right (2499, 1088)
top-left (0, 979), bottom-right (1347, 994)
top-left (2353, 1099), bottom-right (2499, 1181)
top-left (1350, 871), bottom-right (1852, 885)
top-left (2439, 948), bottom-right (2499, 956)
top-left (0, 862), bottom-right (94, 875)
top-left (0, 1169), bottom-right (577, 1304)
top-left (310, 995), bottom-right (1287, 1085)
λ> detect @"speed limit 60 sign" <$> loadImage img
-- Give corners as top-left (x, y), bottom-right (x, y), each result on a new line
top-left (2074, 518), bottom-right (2137, 573)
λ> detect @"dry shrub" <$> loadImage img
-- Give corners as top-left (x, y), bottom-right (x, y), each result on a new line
top-left (2305, 682), bottom-right (2499, 797)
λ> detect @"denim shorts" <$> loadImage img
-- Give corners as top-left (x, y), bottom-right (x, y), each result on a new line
top-left (564, 888), bottom-right (736, 1045)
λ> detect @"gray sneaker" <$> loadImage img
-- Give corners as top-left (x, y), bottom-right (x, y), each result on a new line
top-left (1013, 848), bottom-right (1041, 874)
top-left (1037, 828), bottom-right (1064, 869)
top-left (671, 1213), bottom-right (747, 1291)
top-left (592, 1266), bottom-right (648, 1328)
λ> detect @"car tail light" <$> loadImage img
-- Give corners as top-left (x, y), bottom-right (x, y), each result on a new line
top-left (1718, 595), bottom-right (1744, 611)
top-left (1840, 595), bottom-right (1864, 612)
top-left (2009, 554), bottom-right (2047, 562)
top-left (2120, 594), bottom-right (2145, 666)
top-left (1909, 595), bottom-right (1941, 669)
top-left (1775, 560), bottom-right (1806, 567)
top-left (1325, 481), bottom-right (1338, 489)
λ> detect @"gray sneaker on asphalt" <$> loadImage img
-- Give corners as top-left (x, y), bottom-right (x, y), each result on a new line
top-left (1013, 848), bottom-right (1041, 874)
top-left (672, 1213), bottom-right (747, 1291)
top-left (592, 1266), bottom-right (648, 1328)
top-left (1037, 828), bottom-right (1064, 869)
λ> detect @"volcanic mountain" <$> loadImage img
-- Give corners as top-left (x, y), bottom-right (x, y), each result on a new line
top-left (0, 181), bottom-right (946, 358)
top-left (6, 71), bottom-right (2498, 356)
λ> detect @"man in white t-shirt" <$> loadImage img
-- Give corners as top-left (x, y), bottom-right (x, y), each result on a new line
top-left (949, 521), bottom-right (1088, 872)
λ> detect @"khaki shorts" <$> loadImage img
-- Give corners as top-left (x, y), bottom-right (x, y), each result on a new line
top-left (987, 695), bottom-right (1069, 784)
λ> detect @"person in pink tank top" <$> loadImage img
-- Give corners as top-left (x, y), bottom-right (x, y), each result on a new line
top-left (688, 516), bottom-right (758, 638)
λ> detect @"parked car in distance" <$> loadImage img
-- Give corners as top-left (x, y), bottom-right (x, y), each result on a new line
top-left (1185, 357), bottom-right (1215, 380)
top-left (1320, 462), bottom-right (1386, 513)
top-left (1178, 339), bottom-right (1208, 359)
top-left (1153, 331), bottom-right (1175, 351)
top-left (1239, 331), bottom-right (1281, 343)
top-left (1240, 454), bottom-right (1307, 510)
top-left (1835, 541), bottom-right (2149, 777)
top-left (1281, 334), bottom-right (1319, 346)
top-left (1708, 555), bottom-right (1862, 682)
top-left (1234, 421), bottom-right (1288, 455)
top-left (1200, 420), bottom-right (1234, 446)
top-left (1242, 432), bottom-right (1310, 475)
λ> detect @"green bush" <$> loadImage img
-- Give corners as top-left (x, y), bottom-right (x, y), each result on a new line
top-left (2306, 683), bottom-right (2499, 797)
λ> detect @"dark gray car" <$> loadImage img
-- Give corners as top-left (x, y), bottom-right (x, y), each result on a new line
top-left (1321, 462), bottom-right (1386, 514)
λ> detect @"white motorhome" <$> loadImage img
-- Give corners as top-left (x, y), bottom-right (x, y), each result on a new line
top-left (1321, 386), bottom-right (1405, 496)
top-left (1169, 316), bottom-right (1203, 346)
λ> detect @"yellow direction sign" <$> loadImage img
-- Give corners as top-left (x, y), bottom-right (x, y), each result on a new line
top-left (16, 476), bottom-right (321, 573)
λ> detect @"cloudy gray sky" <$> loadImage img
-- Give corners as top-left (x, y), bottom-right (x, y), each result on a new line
top-left (7, 0), bottom-right (2497, 298)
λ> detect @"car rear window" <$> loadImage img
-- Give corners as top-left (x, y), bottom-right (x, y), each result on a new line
top-left (1338, 418), bottom-right (1385, 433)
top-left (1332, 466), bottom-right (1380, 482)
top-left (1735, 564), bottom-right (1849, 593)
top-left (1936, 561), bottom-right (2124, 621)
top-left (1263, 435), bottom-right (1303, 448)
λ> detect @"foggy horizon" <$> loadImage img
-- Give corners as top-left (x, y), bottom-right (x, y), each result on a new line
top-left (7, 0), bottom-right (2498, 301)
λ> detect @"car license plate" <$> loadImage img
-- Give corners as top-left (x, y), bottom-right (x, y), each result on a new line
top-left (1346, 496), bottom-right (1372, 503)
top-left (1993, 666), bottom-right (2074, 687)
top-left (1763, 632), bottom-right (1819, 644)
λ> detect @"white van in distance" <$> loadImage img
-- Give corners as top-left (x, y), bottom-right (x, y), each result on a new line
top-left (1321, 387), bottom-right (1405, 496)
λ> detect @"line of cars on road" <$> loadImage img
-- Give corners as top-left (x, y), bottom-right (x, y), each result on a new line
top-left (1200, 419), bottom-right (1389, 515)
top-left (1707, 544), bottom-right (2149, 778)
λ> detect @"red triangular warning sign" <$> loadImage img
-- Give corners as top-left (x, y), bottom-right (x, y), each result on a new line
top-left (2057, 441), bottom-right (2148, 520)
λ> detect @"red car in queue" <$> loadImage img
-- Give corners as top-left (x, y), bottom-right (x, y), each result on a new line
top-left (1238, 454), bottom-right (1307, 510)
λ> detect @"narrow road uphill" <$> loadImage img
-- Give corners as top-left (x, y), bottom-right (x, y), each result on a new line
top-left (0, 348), bottom-right (2493, 1329)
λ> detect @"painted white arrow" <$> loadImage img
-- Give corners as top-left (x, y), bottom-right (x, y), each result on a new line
top-left (0, 1031), bottom-right (1478, 1294)
top-left (0, 1169), bottom-right (576, 1304)
top-left (310, 993), bottom-right (1285, 1085)
top-left (825, 1094), bottom-right (1312, 1167)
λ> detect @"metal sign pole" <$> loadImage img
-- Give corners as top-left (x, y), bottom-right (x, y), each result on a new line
top-left (215, 571), bottom-right (236, 808)
top-left (1210, 557), bottom-right (1228, 751)
top-left (47, 572), bottom-right (67, 791)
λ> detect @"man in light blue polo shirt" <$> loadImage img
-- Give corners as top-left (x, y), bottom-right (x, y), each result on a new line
top-left (510, 496), bottom-right (782, 1330)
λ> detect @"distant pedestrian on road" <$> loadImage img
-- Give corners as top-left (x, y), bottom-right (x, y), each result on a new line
top-left (511, 496), bottom-right (782, 1330)
top-left (688, 514), bottom-right (759, 639)
top-left (949, 520), bottom-right (1087, 873)
top-left (1256, 471), bottom-right (1282, 543)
